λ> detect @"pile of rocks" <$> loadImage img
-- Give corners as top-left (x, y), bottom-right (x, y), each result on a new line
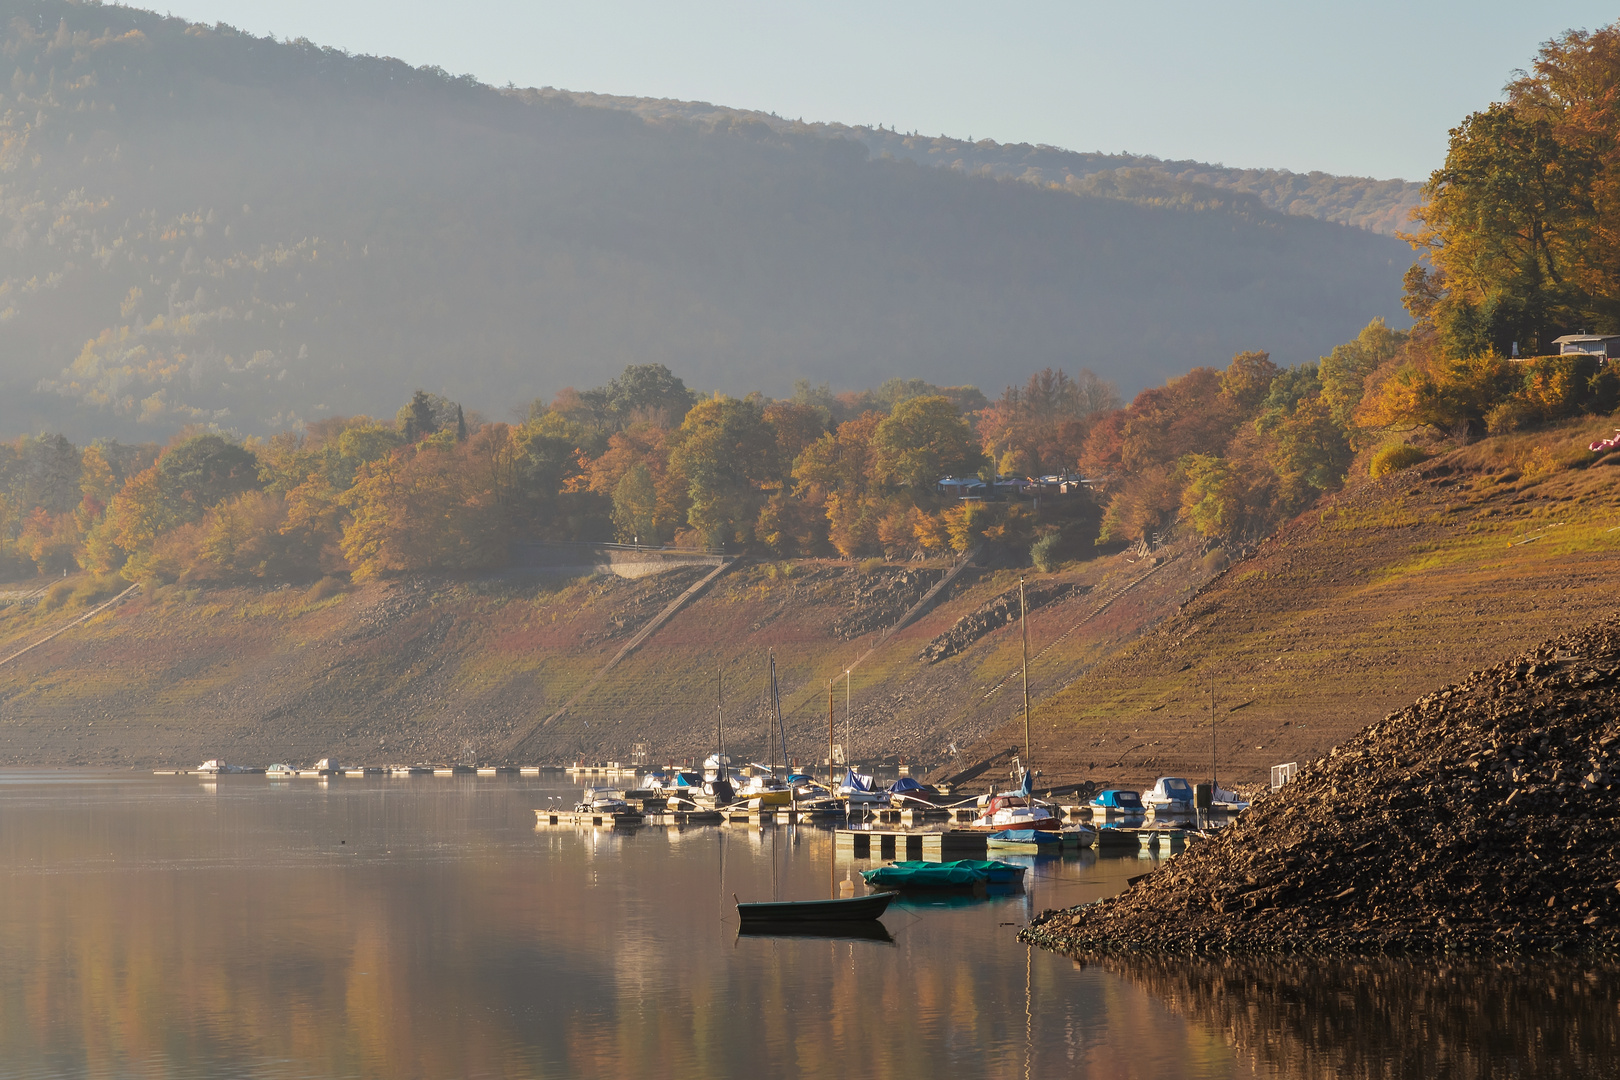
top-left (1022, 617), bottom-right (1620, 955)
top-left (920, 582), bottom-right (1082, 663)
top-left (832, 568), bottom-right (943, 639)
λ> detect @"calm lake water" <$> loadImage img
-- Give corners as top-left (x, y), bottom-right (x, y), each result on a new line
top-left (0, 771), bottom-right (1614, 1079)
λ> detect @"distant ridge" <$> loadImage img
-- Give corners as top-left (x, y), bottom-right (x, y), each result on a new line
top-left (0, 0), bottom-right (1409, 439)
top-left (533, 89), bottom-right (1423, 236)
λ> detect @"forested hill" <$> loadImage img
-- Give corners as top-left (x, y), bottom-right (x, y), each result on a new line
top-left (0, 0), bottom-right (1408, 439)
top-left (547, 90), bottom-right (1424, 235)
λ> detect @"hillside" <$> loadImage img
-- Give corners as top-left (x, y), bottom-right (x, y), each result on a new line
top-left (944, 415), bottom-right (1620, 790)
top-left (552, 90), bottom-right (1424, 235)
top-left (1, 417), bottom-right (1617, 775)
top-left (0, 0), bottom-right (1409, 439)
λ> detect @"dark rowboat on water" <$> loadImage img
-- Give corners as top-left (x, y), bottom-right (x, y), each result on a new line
top-left (735, 892), bottom-right (894, 923)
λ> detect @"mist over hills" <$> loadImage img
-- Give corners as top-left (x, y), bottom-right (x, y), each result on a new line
top-left (0, 0), bottom-right (1411, 439)
top-left (550, 90), bottom-right (1425, 236)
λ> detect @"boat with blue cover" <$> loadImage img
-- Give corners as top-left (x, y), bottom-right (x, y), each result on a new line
top-left (986, 828), bottom-right (1062, 852)
top-left (860, 859), bottom-right (1027, 889)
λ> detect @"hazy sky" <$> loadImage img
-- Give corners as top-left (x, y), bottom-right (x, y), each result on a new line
top-left (163, 1), bottom-right (1616, 181)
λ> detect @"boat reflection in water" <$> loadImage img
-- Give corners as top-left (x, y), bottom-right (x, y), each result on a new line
top-left (1, 771), bottom-right (1613, 1079)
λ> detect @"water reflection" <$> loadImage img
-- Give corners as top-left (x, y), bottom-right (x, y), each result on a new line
top-left (2, 772), bottom-right (1607, 1079)
top-left (1096, 955), bottom-right (1620, 1080)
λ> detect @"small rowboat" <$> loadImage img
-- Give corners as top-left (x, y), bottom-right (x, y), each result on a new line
top-left (735, 892), bottom-right (894, 923)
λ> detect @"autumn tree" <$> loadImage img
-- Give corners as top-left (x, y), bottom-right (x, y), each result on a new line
top-left (977, 367), bottom-right (1119, 476)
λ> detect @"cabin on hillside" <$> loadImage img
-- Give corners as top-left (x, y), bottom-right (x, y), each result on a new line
top-left (1551, 333), bottom-right (1620, 359)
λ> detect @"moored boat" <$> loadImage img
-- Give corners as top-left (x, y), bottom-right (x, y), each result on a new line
top-left (985, 828), bottom-right (1062, 852)
top-left (1143, 776), bottom-right (1196, 814)
top-left (839, 768), bottom-right (886, 806)
top-left (1089, 788), bottom-right (1144, 812)
top-left (735, 892), bottom-right (894, 923)
top-left (861, 859), bottom-right (1027, 889)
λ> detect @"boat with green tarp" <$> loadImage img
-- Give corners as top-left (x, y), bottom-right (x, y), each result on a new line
top-left (860, 859), bottom-right (1027, 889)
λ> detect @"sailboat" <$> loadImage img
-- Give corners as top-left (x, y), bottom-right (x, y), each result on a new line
top-left (699, 669), bottom-right (735, 806)
top-left (737, 652), bottom-right (795, 809)
top-left (966, 578), bottom-right (1059, 832)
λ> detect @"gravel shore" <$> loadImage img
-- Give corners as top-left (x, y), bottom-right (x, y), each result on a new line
top-left (1022, 616), bottom-right (1620, 955)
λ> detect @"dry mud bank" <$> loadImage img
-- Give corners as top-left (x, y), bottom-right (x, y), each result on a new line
top-left (0, 550), bottom-right (1201, 769)
top-left (1023, 617), bottom-right (1620, 956)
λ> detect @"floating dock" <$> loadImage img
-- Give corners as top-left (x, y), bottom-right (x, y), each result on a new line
top-left (565, 762), bottom-right (641, 780)
top-left (835, 828), bottom-right (991, 860)
top-left (534, 808), bottom-right (645, 827)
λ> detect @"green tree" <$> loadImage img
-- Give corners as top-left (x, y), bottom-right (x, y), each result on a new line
top-left (611, 462), bottom-right (658, 544)
top-left (399, 390), bottom-right (441, 442)
top-left (667, 396), bottom-right (780, 549)
top-left (1319, 317), bottom-right (1408, 428)
top-left (1179, 455), bottom-right (1242, 538)
top-left (869, 395), bottom-right (984, 490)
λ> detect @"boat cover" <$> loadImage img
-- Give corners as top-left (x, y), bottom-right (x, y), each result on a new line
top-left (888, 777), bottom-right (929, 794)
top-left (987, 829), bottom-right (1060, 843)
top-left (843, 769), bottom-right (875, 792)
top-left (860, 860), bottom-right (1027, 888)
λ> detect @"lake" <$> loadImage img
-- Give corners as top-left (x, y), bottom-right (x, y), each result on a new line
top-left (0, 771), bottom-right (1613, 1079)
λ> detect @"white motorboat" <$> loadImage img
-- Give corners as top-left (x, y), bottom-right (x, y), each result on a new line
top-left (968, 793), bottom-right (1060, 831)
top-left (1144, 776), bottom-right (1196, 814)
top-left (197, 759), bottom-right (247, 774)
top-left (576, 787), bottom-right (632, 814)
top-left (266, 763), bottom-right (297, 778)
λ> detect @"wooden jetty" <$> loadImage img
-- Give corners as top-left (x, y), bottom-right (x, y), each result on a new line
top-left (534, 808), bottom-right (645, 827)
top-left (718, 807), bottom-right (843, 826)
top-left (565, 762), bottom-right (640, 780)
top-left (834, 828), bottom-right (991, 861)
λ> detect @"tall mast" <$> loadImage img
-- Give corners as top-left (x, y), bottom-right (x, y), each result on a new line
top-left (716, 667), bottom-right (724, 780)
top-left (1210, 669), bottom-right (1217, 794)
top-left (844, 670), bottom-right (851, 773)
top-left (827, 679), bottom-right (835, 790)
top-left (770, 651), bottom-right (786, 776)
top-left (1020, 576), bottom-right (1031, 772)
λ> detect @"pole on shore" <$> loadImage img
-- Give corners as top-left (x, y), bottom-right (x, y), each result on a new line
top-left (1020, 576), bottom-right (1031, 771)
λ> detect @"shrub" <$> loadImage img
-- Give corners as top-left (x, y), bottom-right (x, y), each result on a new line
top-left (1369, 444), bottom-right (1430, 478)
top-left (38, 579), bottom-right (74, 612)
top-left (69, 574), bottom-right (125, 609)
top-left (1201, 547), bottom-right (1229, 575)
top-left (1030, 533), bottom-right (1061, 573)
top-left (858, 556), bottom-right (887, 574)
top-left (305, 575), bottom-right (347, 603)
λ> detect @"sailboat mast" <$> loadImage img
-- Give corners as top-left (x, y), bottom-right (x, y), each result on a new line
top-left (716, 667), bottom-right (725, 780)
top-left (1210, 669), bottom-right (1217, 794)
top-left (827, 680), bottom-right (834, 791)
top-left (844, 670), bottom-right (851, 772)
top-left (1020, 576), bottom-right (1031, 770)
top-left (771, 655), bottom-right (787, 775)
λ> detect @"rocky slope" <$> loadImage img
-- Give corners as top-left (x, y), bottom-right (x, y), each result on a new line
top-left (1022, 617), bottom-right (1620, 955)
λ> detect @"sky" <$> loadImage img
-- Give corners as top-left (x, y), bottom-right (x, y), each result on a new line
top-left (161, 1), bottom-right (1618, 181)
